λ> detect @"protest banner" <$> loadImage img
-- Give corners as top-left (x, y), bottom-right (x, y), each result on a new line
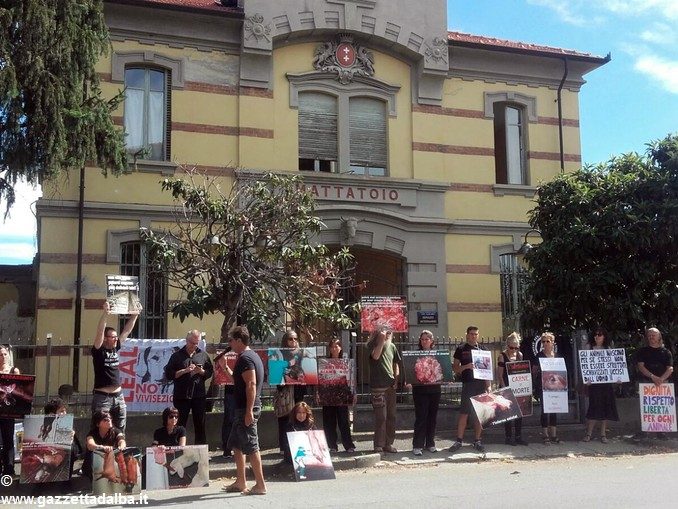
top-left (213, 351), bottom-right (238, 386)
top-left (286, 430), bottom-right (336, 482)
top-left (360, 296), bottom-right (408, 333)
top-left (20, 414), bottom-right (73, 484)
top-left (639, 383), bottom-right (677, 433)
top-left (119, 338), bottom-right (205, 412)
top-left (471, 349), bottom-right (493, 381)
top-left (470, 387), bottom-right (522, 429)
top-left (316, 358), bottom-right (355, 406)
top-left (539, 357), bottom-right (568, 413)
top-left (145, 445), bottom-right (209, 490)
top-left (402, 350), bottom-right (453, 385)
top-left (0, 373), bottom-right (35, 418)
top-left (578, 348), bottom-right (629, 384)
top-left (506, 360), bottom-right (533, 417)
top-left (268, 347), bottom-right (318, 385)
top-left (106, 275), bottom-right (142, 315)
top-left (92, 447), bottom-right (142, 495)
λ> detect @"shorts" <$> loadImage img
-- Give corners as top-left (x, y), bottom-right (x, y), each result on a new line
top-left (227, 407), bottom-right (261, 455)
top-left (460, 380), bottom-right (487, 415)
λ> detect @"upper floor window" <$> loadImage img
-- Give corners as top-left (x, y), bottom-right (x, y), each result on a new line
top-left (124, 67), bottom-right (170, 161)
top-left (494, 103), bottom-right (526, 185)
top-left (299, 92), bottom-right (338, 173)
top-left (349, 97), bottom-right (387, 176)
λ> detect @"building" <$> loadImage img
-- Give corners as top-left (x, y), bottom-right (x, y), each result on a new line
top-left (32, 0), bottom-right (607, 390)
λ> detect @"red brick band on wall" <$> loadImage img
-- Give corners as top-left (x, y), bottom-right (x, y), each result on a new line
top-left (184, 81), bottom-right (238, 95)
top-left (447, 302), bottom-right (502, 312)
top-left (239, 86), bottom-right (273, 99)
top-left (40, 254), bottom-right (107, 264)
top-left (84, 299), bottom-right (107, 310)
top-left (446, 264), bottom-right (492, 274)
top-left (37, 299), bottom-right (73, 310)
top-left (412, 105), bottom-right (579, 127)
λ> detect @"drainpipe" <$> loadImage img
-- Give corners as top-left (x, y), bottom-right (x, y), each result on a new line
top-left (73, 163), bottom-right (85, 391)
top-left (557, 57), bottom-right (568, 173)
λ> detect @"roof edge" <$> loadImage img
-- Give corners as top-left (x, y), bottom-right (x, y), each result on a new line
top-left (104, 0), bottom-right (244, 19)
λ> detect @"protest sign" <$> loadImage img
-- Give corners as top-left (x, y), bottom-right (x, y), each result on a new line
top-left (145, 445), bottom-right (209, 490)
top-left (286, 430), bottom-right (335, 482)
top-left (579, 348), bottom-right (629, 384)
top-left (360, 296), bottom-right (408, 333)
top-left (471, 349), bottom-right (493, 381)
top-left (639, 383), bottom-right (677, 433)
top-left (539, 357), bottom-right (568, 413)
top-left (106, 275), bottom-right (142, 315)
top-left (316, 358), bottom-right (355, 406)
top-left (213, 351), bottom-right (238, 386)
top-left (268, 347), bottom-right (318, 385)
top-left (92, 447), bottom-right (142, 495)
top-left (20, 414), bottom-right (73, 484)
top-left (506, 360), bottom-right (533, 417)
top-left (470, 387), bottom-right (522, 428)
top-left (0, 373), bottom-right (35, 418)
top-left (119, 338), bottom-right (204, 412)
top-left (402, 350), bottom-right (453, 385)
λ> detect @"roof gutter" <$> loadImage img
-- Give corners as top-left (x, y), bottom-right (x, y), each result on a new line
top-left (557, 57), bottom-right (568, 173)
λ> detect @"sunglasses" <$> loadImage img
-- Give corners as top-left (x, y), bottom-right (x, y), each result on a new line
top-left (169, 415), bottom-right (179, 419)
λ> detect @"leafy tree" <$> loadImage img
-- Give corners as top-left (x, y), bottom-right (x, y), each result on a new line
top-left (0, 0), bottom-right (127, 214)
top-left (142, 170), bottom-right (358, 340)
top-left (523, 134), bottom-right (678, 344)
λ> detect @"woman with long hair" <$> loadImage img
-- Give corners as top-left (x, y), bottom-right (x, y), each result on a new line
top-left (321, 338), bottom-right (356, 453)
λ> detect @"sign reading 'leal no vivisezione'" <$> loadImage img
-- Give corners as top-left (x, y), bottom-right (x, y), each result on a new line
top-left (578, 348), bottom-right (630, 384)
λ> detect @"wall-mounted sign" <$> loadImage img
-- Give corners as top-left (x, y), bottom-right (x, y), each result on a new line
top-left (417, 311), bottom-right (438, 325)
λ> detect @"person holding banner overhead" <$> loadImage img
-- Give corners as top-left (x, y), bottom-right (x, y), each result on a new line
top-left (92, 302), bottom-right (141, 433)
top-left (497, 332), bottom-right (528, 446)
top-left (582, 328), bottom-right (619, 443)
top-left (532, 332), bottom-right (563, 445)
top-left (0, 345), bottom-right (19, 477)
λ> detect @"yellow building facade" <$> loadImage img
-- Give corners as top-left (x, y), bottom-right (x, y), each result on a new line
top-left (33, 0), bottom-right (607, 390)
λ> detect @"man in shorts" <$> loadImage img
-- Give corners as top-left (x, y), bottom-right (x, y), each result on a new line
top-left (449, 326), bottom-right (491, 453)
top-left (222, 325), bottom-right (267, 496)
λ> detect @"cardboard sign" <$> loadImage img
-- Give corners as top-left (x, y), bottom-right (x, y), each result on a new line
top-left (268, 347), bottom-right (318, 385)
top-left (20, 414), bottom-right (73, 484)
top-left (316, 358), bottom-right (355, 406)
top-left (0, 373), bottom-right (35, 418)
top-left (145, 445), bottom-right (209, 490)
top-left (539, 357), bottom-right (568, 414)
top-left (506, 360), bottom-right (533, 417)
top-left (213, 351), bottom-right (238, 386)
top-left (286, 430), bottom-right (335, 482)
top-left (579, 348), bottom-right (629, 384)
top-left (402, 350), bottom-right (453, 385)
top-left (360, 296), bottom-right (408, 333)
top-left (639, 383), bottom-right (677, 432)
top-left (106, 275), bottom-right (142, 315)
top-left (92, 447), bottom-right (142, 495)
top-left (470, 387), bottom-right (522, 429)
top-left (471, 349), bottom-right (493, 381)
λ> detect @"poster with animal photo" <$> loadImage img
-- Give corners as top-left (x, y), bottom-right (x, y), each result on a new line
top-left (316, 358), bottom-right (355, 406)
top-left (92, 447), bottom-right (142, 495)
top-left (286, 430), bottom-right (335, 482)
top-left (213, 351), bottom-right (238, 386)
top-left (268, 347), bottom-right (318, 385)
top-left (0, 373), bottom-right (35, 418)
top-left (505, 360), bottom-right (533, 417)
top-left (106, 274), bottom-right (142, 315)
top-left (145, 445), bottom-right (210, 490)
top-left (470, 387), bottom-right (522, 429)
top-left (402, 350), bottom-right (453, 385)
top-left (20, 414), bottom-right (73, 484)
top-left (539, 357), bottom-right (569, 414)
top-left (360, 296), bottom-right (409, 333)
top-left (471, 349), bottom-right (493, 381)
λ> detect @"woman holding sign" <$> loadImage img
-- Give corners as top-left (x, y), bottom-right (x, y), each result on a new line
top-left (582, 328), bottom-right (619, 443)
top-left (497, 333), bottom-right (528, 446)
top-left (532, 333), bottom-right (564, 445)
top-left (0, 345), bottom-right (19, 477)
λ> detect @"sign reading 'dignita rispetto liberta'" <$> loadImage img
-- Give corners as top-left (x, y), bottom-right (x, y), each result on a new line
top-left (639, 383), bottom-right (677, 432)
top-left (578, 348), bottom-right (629, 384)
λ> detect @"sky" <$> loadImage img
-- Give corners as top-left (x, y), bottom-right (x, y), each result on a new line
top-left (0, 0), bottom-right (676, 265)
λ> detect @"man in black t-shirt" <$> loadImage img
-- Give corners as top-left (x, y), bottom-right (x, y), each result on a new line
top-left (222, 325), bottom-right (266, 496)
top-left (91, 302), bottom-right (141, 432)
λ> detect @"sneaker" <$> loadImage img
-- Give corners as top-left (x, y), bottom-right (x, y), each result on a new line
top-left (428, 446), bottom-right (438, 453)
top-left (472, 440), bottom-right (485, 453)
top-left (346, 448), bottom-right (355, 453)
top-left (505, 436), bottom-right (516, 446)
top-left (448, 440), bottom-right (462, 453)
top-left (412, 448), bottom-right (423, 456)
top-left (515, 437), bottom-right (529, 446)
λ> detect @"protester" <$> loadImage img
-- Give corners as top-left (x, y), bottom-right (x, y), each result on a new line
top-left (217, 346), bottom-right (236, 459)
top-left (82, 410), bottom-right (126, 480)
top-left (284, 402), bottom-right (316, 463)
top-left (533, 332), bottom-right (562, 445)
top-left (321, 338), bottom-right (356, 453)
top-left (152, 406), bottom-right (187, 447)
top-left (92, 302), bottom-right (141, 432)
top-left (164, 330), bottom-right (213, 445)
top-left (407, 330), bottom-right (441, 455)
top-left (43, 398), bottom-right (82, 482)
top-left (222, 325), bottom-right (267, 496)
top-left (497, 332), bottom-right (528, 446)
top-left (0, 345), bottom-right (19, 477)
top-left (449, 326), bottom-right (491, 453)
top-left (274, 330), bottom-right (307, 455)
top-left (582, 328), bottom-right (619, 443)
top-left (367, 326), bottom-right (401, 453)
top-left (634, 327), bottom-right (673, 441)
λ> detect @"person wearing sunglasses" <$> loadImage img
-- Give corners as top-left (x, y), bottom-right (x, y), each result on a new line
top-left (497, 332), bottom-right (528, 446)
top-left (532, 332), bottom-right (563, 444)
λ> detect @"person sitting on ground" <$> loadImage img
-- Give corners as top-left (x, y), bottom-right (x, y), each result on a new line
top-left (82, 410), bottom-right (126, 480)
top-left (284, 402), bottom-right (316, 463)
top-left (152, 406), bottom-right (187, 448)
top-left (44, 398), bottom-right (82, 481)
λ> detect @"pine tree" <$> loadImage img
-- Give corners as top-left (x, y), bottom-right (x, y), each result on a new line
top-left (0, 0), bottom-right (127, 214)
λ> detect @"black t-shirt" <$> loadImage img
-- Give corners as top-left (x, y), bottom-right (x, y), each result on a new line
top-left (152, 426), bottom-right (186, 446)
top-left (91, 343), bottom-right (121, 388)
top-left (164, 346), bottom-right (214, 400)
top-left (87, 426), bottom-right (125, 448)
top-left (453, 343), bottom-right (486, 383)
top-left (637, 346), bottom-right (673, 382)
top-left (233, 349), bottom-right (264, 409)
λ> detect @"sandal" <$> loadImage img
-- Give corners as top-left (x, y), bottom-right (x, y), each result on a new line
top-left (582, 434), bottom-right (591, 442)
top-left (600, 436), bottom-right (608, 444)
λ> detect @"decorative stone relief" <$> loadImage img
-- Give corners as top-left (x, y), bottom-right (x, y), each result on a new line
top-left (244, 13), bottom-right (272, 43)
top-left (424, 36), bottom-right (448, 64)
top-left (313, 34), bottom-right (375, 85)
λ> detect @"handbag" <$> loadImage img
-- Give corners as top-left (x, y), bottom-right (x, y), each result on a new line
top-left (273, 385), bottom-right (294, 417)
